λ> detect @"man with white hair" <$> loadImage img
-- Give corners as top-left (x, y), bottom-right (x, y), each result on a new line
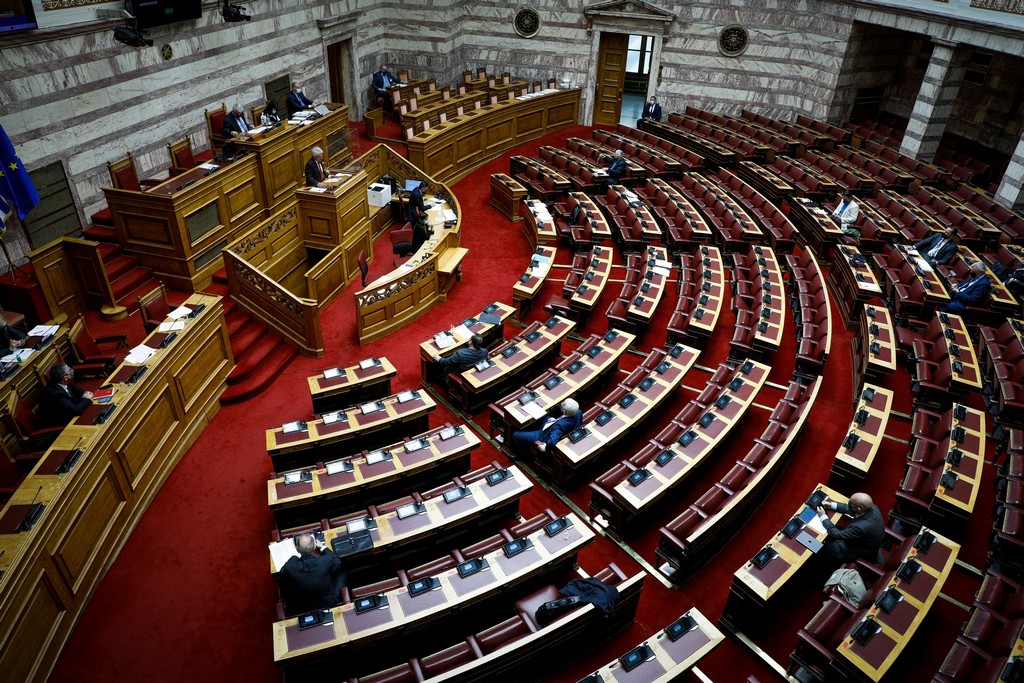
top-left (941, 260), bottom-right (991, 314)
top-left (304, 147), bottom-right (328, 188)
top-left (510, 399), bottom-right (583, 455)
top-left (222, 103), bottom-right (251, 138)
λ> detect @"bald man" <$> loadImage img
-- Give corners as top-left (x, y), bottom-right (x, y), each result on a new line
top-left (816, 492), bottom-right (886, 565)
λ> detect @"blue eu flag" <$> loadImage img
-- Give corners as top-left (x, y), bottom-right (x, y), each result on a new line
top-left (0, 124), bottom-right (40, 234)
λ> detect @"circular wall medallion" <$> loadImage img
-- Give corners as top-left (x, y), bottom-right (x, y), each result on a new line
top-left (160, 44), bottom-right (173, 60)
top-left (718, 25), bottom-right (748, 57)
top-left (513, 7), bottom-right (541, 38)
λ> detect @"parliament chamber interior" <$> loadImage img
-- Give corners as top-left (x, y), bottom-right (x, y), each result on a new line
top-left (3, 0), bottom-right (1024, 681)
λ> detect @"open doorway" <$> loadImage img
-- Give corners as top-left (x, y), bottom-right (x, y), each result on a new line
top-left (620, 34), bottom-right (655, 126)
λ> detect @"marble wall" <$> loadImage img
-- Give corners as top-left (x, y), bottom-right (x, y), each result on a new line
top-left (2, 0), bottom-right (1024, 265)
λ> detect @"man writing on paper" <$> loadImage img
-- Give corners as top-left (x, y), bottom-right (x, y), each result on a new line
top-left (41, 363), bottom-right (93, 427)
top-left (0, 318), bottom-right (26, 356)
top-left (831, 189), bottom-right (861, 238)
top-left (279, 532), bottom-right (346, 615)
top-left (432, 334), bottom-right (487, 373)
top-left (222, 103), bottom-right (251, 138)
top-left (914, 226), bottom-right (958, 266)
top-left (815, 492), bottom-right (885, 565)
top-left (510, 399), bottom-right (582, 455)
top-left (304, 147), bottom-right (328, 188)
top-left (286, 81), bottom-right (314, 117)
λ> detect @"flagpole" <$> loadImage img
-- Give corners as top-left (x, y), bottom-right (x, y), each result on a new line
top-left (0, 219), bottom-right (31, 284)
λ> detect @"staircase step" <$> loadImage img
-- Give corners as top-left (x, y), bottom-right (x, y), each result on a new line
top-left (89, 208), bottom-right (114, 228)
top-left (97, 242), bottom-right (120, 260)
top-left (111, 268), bottom-right (154, 302)
top-left (225, 309), bottom-right (251, 337)
top-left (230, 319), bottom-right (267, 357)
top-left (212, 266), bottom-right (228, 284)
top-left (228, 330), bottom-right (284, 384)
top-left (84, 224), bottom-right (118, 242)
top-left (220, 341), bottom-right (298, 405)
top-left (204, 281), bottom-right (230, 298)
top-left (104, 254), bottom-right (139, 282)
top-left (116, 278), bottom-right (164, 317)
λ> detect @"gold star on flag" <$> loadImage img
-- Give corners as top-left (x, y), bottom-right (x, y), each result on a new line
top-left (7, 162), bottom-right (16, 171)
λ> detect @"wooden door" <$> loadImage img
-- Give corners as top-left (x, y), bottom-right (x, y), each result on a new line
top-left (593, 33), bottom-right (628, 126)
top-left (327, 41), bottom-right (346, 104)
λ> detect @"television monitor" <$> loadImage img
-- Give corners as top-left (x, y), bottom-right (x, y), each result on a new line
top-left (130, 0), bottom-right (202, 29)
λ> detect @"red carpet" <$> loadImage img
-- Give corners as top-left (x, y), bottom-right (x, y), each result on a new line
top-left (46, 125), bottom-right (992, 683)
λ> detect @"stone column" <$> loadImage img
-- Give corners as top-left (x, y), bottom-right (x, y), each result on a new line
top-left (995, 133), bottom-right (1024, 211)
top-left (899, 40), bottom-right (970, 164)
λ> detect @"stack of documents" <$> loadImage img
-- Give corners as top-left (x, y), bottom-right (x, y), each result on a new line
top-left (125, 345), bottom-right (156, 364)
top-left (158, 320), bottom-right (186, 333)
top-left (167, 306), bottom-right (192, 320)
top-left (1, 348), bottom-right (33, 363)
top-left (29, 324), bottom-right (59, 337)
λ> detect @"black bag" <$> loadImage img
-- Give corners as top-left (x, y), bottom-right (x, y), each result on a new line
top-left (535, 595), bottom-right (581, 625)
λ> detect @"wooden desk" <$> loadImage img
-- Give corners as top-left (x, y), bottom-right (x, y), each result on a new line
top-left (937, 312), bottom-right (983, 392)
top-left (931, 404), bottom-right (986, 525)
top-left (937, 245), bottom-right (1018, 313)
top-left (609, 360), bottom-right (769, 522)
top-left (788, 196), bottom-right (845, 248)
top-left (452, 316), bottom-right (576, 411)
top-left (832, 530), bottom-right (959, 682)
top-left (267, 423), bottom-right (480, 523)
top-left (512, 245), bottom-right (557, 319)
top-left (625, 246), bottom-right (670, 325)
top-left (567, 191), bottom-right (614, 241)
top-left (266, 390), bottom-right (437, 471)
top-left (269, 463), bottom-right (530, 575)
top-left (489, 173), bottom-right (528, 222)
top-left (893, 245), bottom-right (951, 307)
top-left (721, 484), bottom-right (847, 633)
top-left (523, 198), bottom-right (557, 248)
top-left (0, 294), bottom-right (231, 683)
top-left (751, 246), bottom-right (786, 352)
top-left (736, 159), bottom-right (795, 201)
top-left (580, 608), bottom-right (724, 682)
top-left (489, 330), bottom-right (636, 443)
top-left (307, 357), bottom-right (397, 414)
top-left (408, 88), bottom-right (581, 185)
top-left (830, 384), bottom-right (894, 482)
top-left (272, 512), bottom-right (594, 664)
top-left (569, 246), bottom-right (614, 312)
top-left (829, 244), bottom-right (884, 327)
top-left (645, 177), bottom-right (714, 243)
top-left (859, 304), bottom-right (897, 383)
top-left (686, 246), bottom-right (727, 343)
top-left (549, 344), bottom-right (698, 484)
top-left (419, 302), bottom-right (515, 385)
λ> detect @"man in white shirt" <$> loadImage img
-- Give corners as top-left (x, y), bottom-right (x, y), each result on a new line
top-left (832, 189), bottom-right (861, 237)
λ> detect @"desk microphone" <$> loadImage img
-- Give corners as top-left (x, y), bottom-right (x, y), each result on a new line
top-left (17, 486), bottom-right (45, 532)
top-left (58, 436), bottom-right (85, 474)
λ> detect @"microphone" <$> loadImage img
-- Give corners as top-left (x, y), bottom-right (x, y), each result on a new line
top-left (17, 486), bottom-right (45, 532)
top-left (58, 436), bottom-right (85, 474)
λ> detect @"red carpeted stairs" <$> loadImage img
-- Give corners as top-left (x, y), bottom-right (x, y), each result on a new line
top-left (94, 241), bottom-right (163, 316)
top-left (205, 268), bottom-right (299, 405)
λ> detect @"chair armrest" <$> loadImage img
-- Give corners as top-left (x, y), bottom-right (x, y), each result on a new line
top-left (94, 334), bottom-right (129, 348)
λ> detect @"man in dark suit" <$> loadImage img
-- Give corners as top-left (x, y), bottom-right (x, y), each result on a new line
top-left (941, 260), bottom-right (991, 314)
top-left (0, 318), bottom-right (26, 355)
top-left (278, 532), bottom-right (346, 616)
top-left (371, 65), bottom-right (403, 100)
top-left (411, 212), bottom-right (430, 252)
top-left (816, 492), bottom-right (886, 565)
top-left (432, 334), bottom-right (487, 373)
top-left (510, 399), bottom-right (583, 454)
top-left (286, 81), bottom-right (314, 117)
top-left (913, 227), bottom-right (958, 266)
top-left (41, 363), bottom-right (93, 427)
top-left (304, 147), bottom-right (327, 188)
top-left (604, 149), bottom-right (627, 185)
top-left (637, 96), bottom-right (662, 126)
top-left (406, 181), bottom-right (426, 223)
top-left (222, 104), bottom-right (250, 138)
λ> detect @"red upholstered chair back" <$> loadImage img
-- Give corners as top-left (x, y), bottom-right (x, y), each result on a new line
top-left (138, 283), bottom-right (170, 334)
top-left (13, 395), bottom-right (38, 437)
top-left (108, 155), bottom-right (142, 192)
top-left (168, 138), bottom-right (196, 175)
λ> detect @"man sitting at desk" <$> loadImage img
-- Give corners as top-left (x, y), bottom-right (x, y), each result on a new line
top-left (637, 96), bottom-right (662, 126)
top-left (432, 334), bottom-right (487, 373)
top-left (222, 103), bottom-right (251, 138)
top-left (914, 226), bottom-right (958, 266)
top-left (411, 211), bottom-right (431, 252)
top-left (603, 149), bottom-right (627, 185)
top-left (510, 399), bottom-right (582, 455)
top-left (41, 363), bottom-right (93, 427)
top-left (304, 147), bottom-right (328, 188)
top-left (816, 492), bottom-right (885, 565)
top-left (279, 532), bottom-right (346, 616)
top-left (941, 260), bottom-right (991, 314)
top-left (371, 64), bottom-right (404, 101)
top-left (831, 189), bottom-right (860, 238)
top-left (0, 318), bottom-right (26, 356)
top-left (286, 81), bottom-right (314, 117)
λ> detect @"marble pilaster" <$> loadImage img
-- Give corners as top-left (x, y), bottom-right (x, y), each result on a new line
top-left (899, 41), bottom-right (971, 163)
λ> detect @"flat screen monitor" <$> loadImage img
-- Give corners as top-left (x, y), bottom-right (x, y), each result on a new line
top-left (130, 0), bottom-right (202, 29)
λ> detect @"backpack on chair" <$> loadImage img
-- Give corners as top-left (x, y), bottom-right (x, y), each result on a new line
top-left (824, 567), bottom-right (867, 607)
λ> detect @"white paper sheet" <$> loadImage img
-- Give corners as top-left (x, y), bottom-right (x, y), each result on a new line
top-left (124, 345), bottom-right (156, 364)
top-left (28, 324), bottom-right (59, 337)
top-left (522, 400), bottom-right (548, 420)
top-left (450, 324), bottom-right (472, 341)
top-left (1, 348), bottom-right (33, 363)
top-left (167, 306), bottom-right (192, 320)
top-left (269, 539), bottom-right (300, 569)
top-left (158, 320), bottom-right (186, 332)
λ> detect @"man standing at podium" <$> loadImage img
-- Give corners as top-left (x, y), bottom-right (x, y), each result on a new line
top-left (304, 147), bottom-right (328, 188)
top-left (41, 363), bottom-right (93, 427)
top-left (286, 81), bottom-right (314, 117)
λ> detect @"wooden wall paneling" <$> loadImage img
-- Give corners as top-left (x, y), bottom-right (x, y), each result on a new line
top-left (0, 567), bottom-right (68, 681)
top-left (26, 240), bottom-right (84, 321)
top-left (62, 239), bottom-right (116, 312)
top-left (305, 245), bottom-right (347, 305)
